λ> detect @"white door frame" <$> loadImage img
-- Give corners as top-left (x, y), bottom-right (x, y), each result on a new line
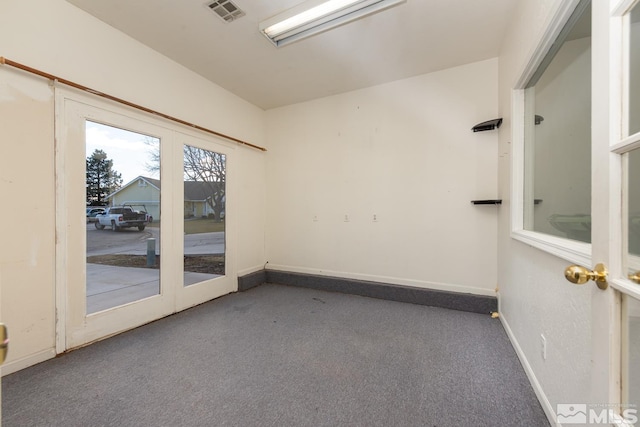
top-left (55, 86), bottom-right (237, 351)
top-left (174, 130), bottom-right (237, 312)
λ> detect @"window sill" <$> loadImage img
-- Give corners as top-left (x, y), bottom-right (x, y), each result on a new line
top-left (511, 229), bottom-right (591, 266)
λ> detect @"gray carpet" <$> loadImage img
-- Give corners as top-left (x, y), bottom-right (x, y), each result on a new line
top-left (2, 284), bottom-right (549, 427)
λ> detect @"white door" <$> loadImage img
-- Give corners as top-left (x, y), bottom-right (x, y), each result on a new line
top-left (573, 0), bottom-right (640, 423)
top-left (175, 131), bottom-right (236, 311)
top-left (514, 0), bottom-right (640, 423)
top-left (602, 0), bottom-right (640, 422)
top-left (57, 89), bottom-right (236, 350)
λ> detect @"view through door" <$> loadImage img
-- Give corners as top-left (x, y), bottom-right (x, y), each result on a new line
top-left (59, 91), bottom-right (235, 350)
top-left (175, 133), bottom-right (234, 312)
top-left (182, 144), bottom-right (226, 287)
top-left (85, 121), bottom-right (161, 314)
top-left (85, 127), bottom-right (228, 311)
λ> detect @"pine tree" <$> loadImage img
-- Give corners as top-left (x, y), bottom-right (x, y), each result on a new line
top-left (86, 149), bottom-right (123, 204)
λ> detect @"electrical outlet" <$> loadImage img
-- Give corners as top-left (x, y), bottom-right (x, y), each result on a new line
top-left (373, 214), bottom-right (378, 222)
top-left (313, 215), bottom-right (318, 222)
top-left (540, 334), bottom-right (547, 360)
top-left (344, 214), bottom-right (350, 222)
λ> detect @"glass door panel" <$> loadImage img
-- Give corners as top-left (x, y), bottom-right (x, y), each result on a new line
top-left (630, 5), bottom-right (640, 136)
top-left (62, 95), bottom-right (174, 350)
top-left (623, 294), bottom-right (640, 416)
top-left (624, 147), bottom-right (640, 412)
top-left (628, 149), bottom-right (640, 267)
top-left (174, 133), bottom-right (234, 312)
top-left (183, 145), bottom-right (226, 286)
top-left (85, 121), bottom-right (161, 313)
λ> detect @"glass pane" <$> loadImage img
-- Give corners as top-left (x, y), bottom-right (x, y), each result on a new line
top-left (523, 2), bottom-right (591, 243)
top-left (630, 4), bottom-right (640, 136)
top-left (623, 295), bottom-right (640, 414)
top-left (183, 145), bottom-right (225, 286)
top-left (85, 121), bottom-right (160, 314)
top-left (628, 149), bottom-right (640, 273)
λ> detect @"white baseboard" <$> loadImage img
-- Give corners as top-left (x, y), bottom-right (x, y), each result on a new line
top-left (499, 310), bottom-right (560, 427)
top-left (1, 348), bottom-right (56, 376)
top-left (265, 263), bottom-right (496, 297)
top-left (237, 264), bottom-right (267, 277)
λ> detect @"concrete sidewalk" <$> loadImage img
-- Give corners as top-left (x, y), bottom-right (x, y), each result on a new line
top-left (87, 264), bottom-right (220, 313)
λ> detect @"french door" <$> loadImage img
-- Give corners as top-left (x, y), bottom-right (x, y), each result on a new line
top-left (582, 0), bottom-right (640, 424)
top-left (56, 89), bottom-right (235, 350)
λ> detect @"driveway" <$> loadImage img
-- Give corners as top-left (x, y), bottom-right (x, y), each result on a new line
top-left (86, 223), bottom-right (224, 256)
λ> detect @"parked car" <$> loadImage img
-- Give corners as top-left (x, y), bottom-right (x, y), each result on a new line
top-left (86, 207), bottom-right (105, 222)
top-left (94, 204), bottom-right (150, 231)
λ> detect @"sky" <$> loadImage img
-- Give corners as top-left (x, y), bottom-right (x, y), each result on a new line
top-left (85, 121), bottom-right (160, 185)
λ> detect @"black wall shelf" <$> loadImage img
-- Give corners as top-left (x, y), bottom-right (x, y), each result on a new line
top-left (472, 118), bottom-right (503, 132)
top-left (470, 199), bottom-right (542, 205)
top-left (471, 199), bottom-right (502, 205)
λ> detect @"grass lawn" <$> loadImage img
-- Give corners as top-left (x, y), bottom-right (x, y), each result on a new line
top-left (147, 218), bottom-right (225, 234)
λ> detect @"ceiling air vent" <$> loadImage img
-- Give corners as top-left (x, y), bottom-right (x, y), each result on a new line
top-left (207, 0), bottom-right (245, 23)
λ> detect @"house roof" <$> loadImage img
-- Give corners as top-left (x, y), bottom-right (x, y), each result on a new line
top-left (108, 176), bottom-right (221, 202)
top-left (184, 180), bottom-right (218, 202)
top-left (107, 176), bottom-right (160, 200)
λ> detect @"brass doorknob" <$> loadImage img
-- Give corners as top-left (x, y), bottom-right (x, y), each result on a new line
top-left (629, 272), bottom-right (640, 284)
top-left (0, 323), bottom-right (8, 365)
top-left (564, 263), bottom-right (608, 290)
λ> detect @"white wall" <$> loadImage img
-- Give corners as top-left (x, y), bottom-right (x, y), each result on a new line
top-left (497, 0), bottom-right (594, 422)
top-left (0, 68), bottom-right (57, 374)
top-left (265, 59), bottom-right (499, 295)
top-left (0, 0), bottom-right (267, 373)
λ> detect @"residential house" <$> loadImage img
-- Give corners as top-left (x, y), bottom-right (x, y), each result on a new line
top-left (107, 176), bottom-right (161, 220)
top-left (107, 176), bottom-right (223, 220)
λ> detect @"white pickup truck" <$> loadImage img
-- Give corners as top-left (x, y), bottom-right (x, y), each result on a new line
top-left (94, 205), bottom-right (151, 231)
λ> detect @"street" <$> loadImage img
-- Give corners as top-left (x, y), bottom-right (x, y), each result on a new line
top-left (86, 222), bottom-right (225, 256)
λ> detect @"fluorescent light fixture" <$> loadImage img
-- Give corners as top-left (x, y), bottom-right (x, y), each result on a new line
top-left (259, 0), bottom-right (405, 47)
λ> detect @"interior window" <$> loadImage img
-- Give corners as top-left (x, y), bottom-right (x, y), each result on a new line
top-left (523, 1), bottom-right (592, 243)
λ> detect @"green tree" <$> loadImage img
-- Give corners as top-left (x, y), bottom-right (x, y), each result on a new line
top-left (86, 149), bottom-right (122, 204)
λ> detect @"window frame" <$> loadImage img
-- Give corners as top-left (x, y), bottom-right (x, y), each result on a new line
top-left (510, 0), bottom-right (592, 267)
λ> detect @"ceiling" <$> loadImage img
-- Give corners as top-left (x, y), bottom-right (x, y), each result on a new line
top-left (66, 0), bottom-right (517, 110)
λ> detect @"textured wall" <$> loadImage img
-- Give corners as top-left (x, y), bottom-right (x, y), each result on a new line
top-left (497, 0), bottom-right (594, 422)
top-left (0, 68), bottom-right (57, 373)
top-left (265, 59), bottom-right (499, 296)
